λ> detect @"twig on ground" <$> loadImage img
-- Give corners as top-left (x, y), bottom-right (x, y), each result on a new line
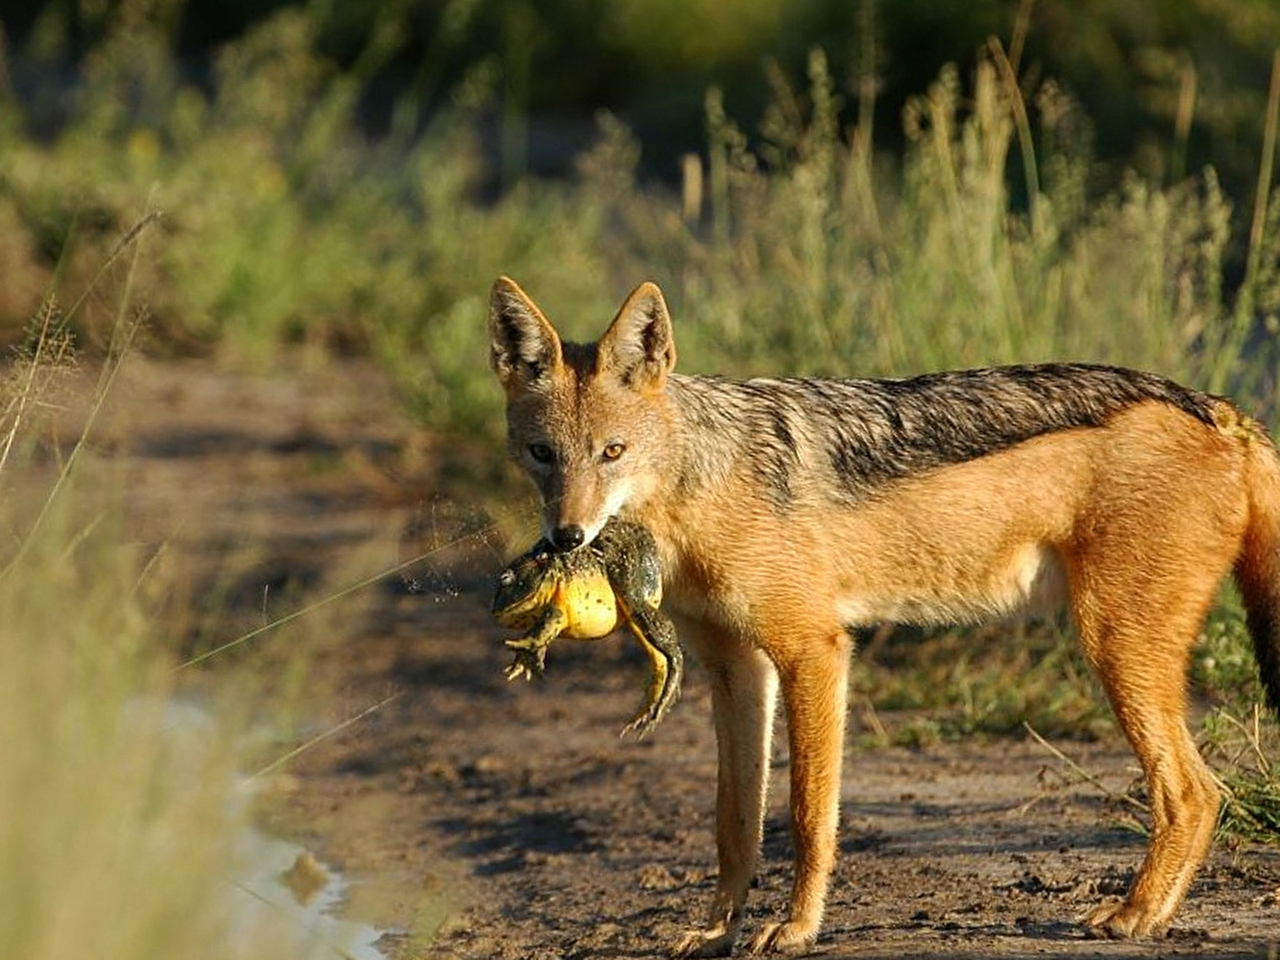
top-left (1022, 721), bottom-right (1149, 817)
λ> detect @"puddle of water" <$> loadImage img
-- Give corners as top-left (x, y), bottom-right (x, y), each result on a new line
top-left (154, 698), bottom-right (388, 960)
top-left (230, 828), bottom-right (386, 960)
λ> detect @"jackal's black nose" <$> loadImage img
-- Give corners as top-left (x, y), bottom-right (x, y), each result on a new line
top-left (552, 525), bottom-right (585, 551)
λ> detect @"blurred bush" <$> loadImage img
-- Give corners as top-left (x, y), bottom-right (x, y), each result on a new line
top-left (0, 0), bottom-right (1278, 442)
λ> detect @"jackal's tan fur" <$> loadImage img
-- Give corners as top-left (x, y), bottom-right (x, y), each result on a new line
top-left (488, 276), bottom-right (1280, 955)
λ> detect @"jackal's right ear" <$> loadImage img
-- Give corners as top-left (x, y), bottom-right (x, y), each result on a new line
top-left (489, 277), bottom-right (564, 392)
top-left (598, 281), bottom-right (677, 392)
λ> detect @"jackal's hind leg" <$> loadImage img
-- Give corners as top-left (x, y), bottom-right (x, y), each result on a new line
top-left (1074, 584), bottom-right (1221, 937)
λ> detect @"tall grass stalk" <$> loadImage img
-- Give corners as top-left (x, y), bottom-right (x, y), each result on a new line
top-left (1209, 49), bottom-right (1280, 397)
top-left (0, 212), bottom-right (158, 581)
top-left (0, 269), bottom-right (342, 960)
top-left (175, 519), bottom-right (499, 670)
top-left (1171, 60), bottom-right (1197, 184)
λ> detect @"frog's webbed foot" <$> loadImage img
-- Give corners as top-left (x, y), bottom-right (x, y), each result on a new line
top-left (620, 609), bottom-right (684, 740)
top-left (503, 636), bottom-right (550, 682)
top-left (620, 696), bottom-right (670, 740)
top-left (620, 660), bottom-right (683, 739)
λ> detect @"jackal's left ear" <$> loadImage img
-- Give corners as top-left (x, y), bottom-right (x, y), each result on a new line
top-left (598, 282), bottom-right (677, 391)
top-left (489, 276), bottom-right (564, 392)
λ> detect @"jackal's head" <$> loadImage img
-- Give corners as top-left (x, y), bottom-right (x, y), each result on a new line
top-left (488, 277), bottom-right (677, 550)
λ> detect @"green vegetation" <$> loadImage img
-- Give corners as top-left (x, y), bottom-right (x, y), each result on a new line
top-left (849, 619), bottom-right (1114, 746)
top-left (0, 493), bottom-right (278, 960)
top-left (4, 1), bottom-right (1280, 437)
top-left (0, 238), bottom-right (344, 958)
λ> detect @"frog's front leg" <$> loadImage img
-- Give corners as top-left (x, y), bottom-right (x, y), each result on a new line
top-left (503, 604), bottom-right (569, 682)
top-left (618, 602), bottom-right (683, 738)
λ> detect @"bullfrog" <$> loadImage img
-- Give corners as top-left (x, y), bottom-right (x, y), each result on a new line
top-left (492, 518), bottom-right (683, 739)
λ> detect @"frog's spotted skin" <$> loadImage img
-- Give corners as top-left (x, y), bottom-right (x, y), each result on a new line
top-left (492, 518), bottom-right (683, 738)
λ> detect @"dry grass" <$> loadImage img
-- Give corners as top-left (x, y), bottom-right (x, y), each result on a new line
top-left (0, 221), bottom-right (380, 960)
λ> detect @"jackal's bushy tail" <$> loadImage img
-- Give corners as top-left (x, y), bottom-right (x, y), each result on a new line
top-left (1235, 427), bottom-right (1280, 715)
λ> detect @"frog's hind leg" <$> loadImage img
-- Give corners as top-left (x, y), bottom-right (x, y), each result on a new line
top-left (504, 605), bottom-right (569, 681)
top-left (596, 520), bottom-right (682, 736)
top-left (618, 602), bottom-right (683, 738)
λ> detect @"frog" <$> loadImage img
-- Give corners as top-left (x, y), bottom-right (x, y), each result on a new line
top-left (492, 517), bottom-right (683, 739)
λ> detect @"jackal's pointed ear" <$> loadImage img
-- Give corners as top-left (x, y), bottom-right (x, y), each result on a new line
top-left (489, 277), bottom-right (564, 392)
top-left (597, 282), bottom-right (677, 391)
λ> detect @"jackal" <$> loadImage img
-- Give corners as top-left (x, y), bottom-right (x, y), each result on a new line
top-left (487, 276), bottom-right (1280, 955)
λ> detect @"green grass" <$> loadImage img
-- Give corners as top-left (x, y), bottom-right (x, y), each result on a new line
top-left (0, 498), bottom-right (259, 960)
top-left (0, 220), bottom-right (390, 959)
top-left (5, 9), bottom-right (1280, 438)
top-left (850, 620), bottom-right (1114, 746)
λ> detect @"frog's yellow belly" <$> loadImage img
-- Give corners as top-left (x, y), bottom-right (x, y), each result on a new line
top-left (557, 571), bottom-right (620, 638)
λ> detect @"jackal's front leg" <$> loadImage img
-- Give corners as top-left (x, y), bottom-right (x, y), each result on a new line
top-left (746, 626), bottom-right (850, 954)
top-left (503, 606), bottom-right (569, 682)
top-left (673, 628), bottom-right (777, 958)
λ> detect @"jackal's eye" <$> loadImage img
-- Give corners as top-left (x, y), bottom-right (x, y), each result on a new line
top-left (602, 442), bottom-right (626, 462)
top-left (528, 442), bottom-right (554, 464)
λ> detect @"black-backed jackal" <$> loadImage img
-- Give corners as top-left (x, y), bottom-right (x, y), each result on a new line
top-left (488, 276), bottom-right (1280, 955)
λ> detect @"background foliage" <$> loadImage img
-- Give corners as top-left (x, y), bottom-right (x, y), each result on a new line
top-left (3, 0), bottom-right (1280, 442)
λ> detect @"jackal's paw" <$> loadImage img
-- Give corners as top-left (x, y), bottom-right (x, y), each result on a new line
top-left (502, 646), bottom-right (545, 682)
top-left (671, 923), bottom-right (736, 958)
top-left (1082, 898), bottom-right (1164, 939)
top-left (746, 919), bottom-right (819, 954)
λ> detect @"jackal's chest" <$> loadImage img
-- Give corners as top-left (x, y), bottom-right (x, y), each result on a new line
top-left (653, 548), bottom-right (751, 629)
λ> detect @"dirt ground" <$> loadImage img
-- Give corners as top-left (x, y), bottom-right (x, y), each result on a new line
top-left (88, 356), bottom-right (1280, 959)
